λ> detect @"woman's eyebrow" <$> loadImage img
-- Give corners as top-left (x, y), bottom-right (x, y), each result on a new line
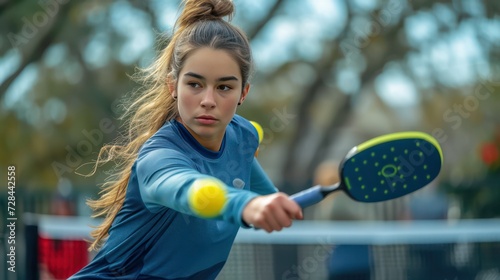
top-left (184, 72), bottom-right (239, 82)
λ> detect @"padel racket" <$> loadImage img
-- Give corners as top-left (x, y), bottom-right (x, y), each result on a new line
top-left (291, 131), bottom-right (443, 208)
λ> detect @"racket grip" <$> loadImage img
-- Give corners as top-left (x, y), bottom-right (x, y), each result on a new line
top-left (290, 186), bottom-right (325, 209)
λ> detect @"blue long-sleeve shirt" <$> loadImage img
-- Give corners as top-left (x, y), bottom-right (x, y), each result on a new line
top-left (70, 115), bottom-right (277, 279)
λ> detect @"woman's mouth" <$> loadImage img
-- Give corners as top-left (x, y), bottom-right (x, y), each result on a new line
top-left (196, 115), bottom-right (218, 125)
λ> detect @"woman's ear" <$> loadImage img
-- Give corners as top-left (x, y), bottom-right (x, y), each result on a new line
top-left (239, 83), bottom-right (250, 105)
top-left (167, 75), bottom-right (177, 99)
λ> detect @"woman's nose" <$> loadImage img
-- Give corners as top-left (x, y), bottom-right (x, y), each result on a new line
top-left (200, 88), bottom-right (216, 108)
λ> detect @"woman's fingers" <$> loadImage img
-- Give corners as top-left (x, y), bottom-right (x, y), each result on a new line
top-left (242, 193), bottom-right (303, 232)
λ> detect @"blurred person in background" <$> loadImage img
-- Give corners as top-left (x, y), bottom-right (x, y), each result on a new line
top-left (311, 160), bottom-right (372, 280)
top-left (39, 184), bottom-right (88, 279)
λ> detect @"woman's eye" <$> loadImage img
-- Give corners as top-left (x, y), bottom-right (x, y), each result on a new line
top-left (188, 82), bottom-right (201, 88)
top-left (218, 85), bottom-right (232, 91)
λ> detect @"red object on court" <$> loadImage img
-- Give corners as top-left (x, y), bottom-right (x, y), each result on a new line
top-left (480, 142), bottom-right (499, 166)
top-left (38, 235), bottom-right (89, 279)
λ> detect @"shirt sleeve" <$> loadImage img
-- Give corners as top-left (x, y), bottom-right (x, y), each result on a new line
top-left (135, 148), bottom-right (259, 227)
top-left (250, 158), bottom-right (278, 195)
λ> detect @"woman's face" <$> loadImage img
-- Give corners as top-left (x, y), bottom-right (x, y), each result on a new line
top-left (172, 47), bottom-right (249, 151)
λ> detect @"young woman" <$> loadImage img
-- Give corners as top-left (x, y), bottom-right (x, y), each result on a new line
top-left (70, 0), bottom-right (302, 279)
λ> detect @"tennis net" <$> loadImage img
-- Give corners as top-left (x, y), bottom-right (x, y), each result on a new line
top-left (22, 215), bottom-right (500, 280)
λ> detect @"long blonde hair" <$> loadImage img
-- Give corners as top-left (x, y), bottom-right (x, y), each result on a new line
top-left (87, 0), bottom-right (254, 251)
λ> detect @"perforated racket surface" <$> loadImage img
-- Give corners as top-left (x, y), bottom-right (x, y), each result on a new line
top-left (291, 132), bottom-right (443, 208)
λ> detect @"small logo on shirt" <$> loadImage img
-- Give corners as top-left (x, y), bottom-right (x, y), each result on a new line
top-left (232, 178), bottom-right (245, 189)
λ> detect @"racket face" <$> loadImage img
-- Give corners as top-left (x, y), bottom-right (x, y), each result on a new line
top-left (340, 132), bottom-right (443, 202)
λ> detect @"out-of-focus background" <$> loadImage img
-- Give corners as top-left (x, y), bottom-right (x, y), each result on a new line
top-left (1, 0), bottom-right (500, 279)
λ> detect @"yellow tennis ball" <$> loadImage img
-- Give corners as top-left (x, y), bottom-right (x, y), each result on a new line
top-left (250, 121), bottom-right (264, 143)
top-left (188, 178), bottom-right (227, 218)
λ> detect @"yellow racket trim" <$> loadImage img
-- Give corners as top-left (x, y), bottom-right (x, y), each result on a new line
top-left (355, 131), bottom-right (443, 164)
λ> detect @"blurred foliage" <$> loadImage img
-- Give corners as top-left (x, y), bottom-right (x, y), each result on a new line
top-left (1, 0), bottom-right (499, 218)
top-left (443, 127), bottom-right (500, 218)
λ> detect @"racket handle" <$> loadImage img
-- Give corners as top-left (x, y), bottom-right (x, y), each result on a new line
top-left (290, 186), bottom-right (325, 209)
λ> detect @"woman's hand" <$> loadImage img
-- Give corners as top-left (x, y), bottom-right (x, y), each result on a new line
top-left (242, 193), bottom-right (303, 232)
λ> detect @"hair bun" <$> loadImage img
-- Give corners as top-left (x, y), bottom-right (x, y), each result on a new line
top-left (177, 0), bottom-right (234, 28)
